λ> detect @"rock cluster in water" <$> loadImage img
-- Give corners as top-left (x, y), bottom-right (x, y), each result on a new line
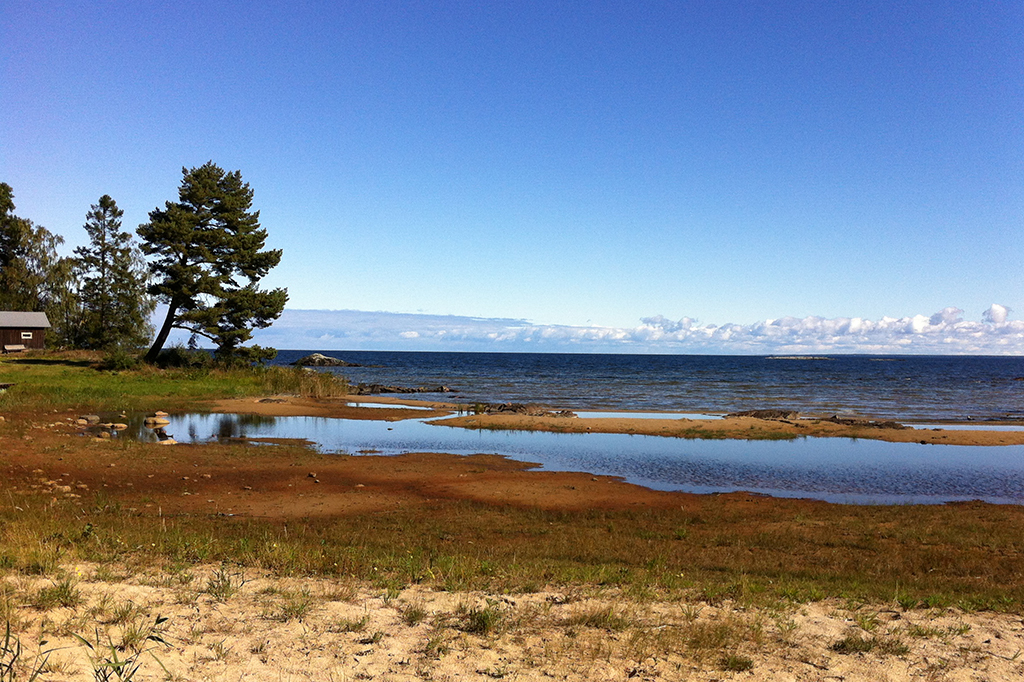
top-left (352, 383), bottom-right (452, 395)
top-left (824, 415), bottom-right (907, 430)
top-left (726, 409), bottom-right (799, 420)
top-left (726, 409), bottom-right (907, 430)
top-left (292, 353), bottom-right (362, 367)
top-left (473, 402), bottom-right (576, 418)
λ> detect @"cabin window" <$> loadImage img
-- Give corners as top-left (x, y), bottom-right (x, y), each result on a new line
top-left (20, 332), bottom-right (32, 339)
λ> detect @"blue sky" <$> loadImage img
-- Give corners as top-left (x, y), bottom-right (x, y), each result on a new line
top-left (2, 1), bottom-right (1022, 352)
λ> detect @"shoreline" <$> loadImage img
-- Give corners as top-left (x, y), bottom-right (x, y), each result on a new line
top-left (212, 394), bottom-right (1024, 447)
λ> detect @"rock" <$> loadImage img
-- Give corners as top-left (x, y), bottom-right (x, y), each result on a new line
top-left (352, 383), bottom-right (452, 395)
top-left (824, 415), bottom-right (907, 430)
top-left (726, 409), bottom-right (799, 420)
top-left (81, 414), bottom-right (101, 424)
top-left (158, 439), bottom-right (177, 446)
top-left (470, 402), bottom-right (576, 418)
top-left (144, 417), bottom-right (170, 427)
top-left (292, 353), bottom-right (361, 367)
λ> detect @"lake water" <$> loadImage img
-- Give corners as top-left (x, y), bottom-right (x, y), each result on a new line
top-left (273, 351), bottom-right (1024, 422)
top-left (130, 412), bottom-right (1024, 505)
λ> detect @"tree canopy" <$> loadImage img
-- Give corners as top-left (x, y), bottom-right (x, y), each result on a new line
top-left (0, 182), bottom-right (65, 313)
top-left (137, 162), bottom-right (287, 363)
top-left (0, 183), bottom-right (83, 346)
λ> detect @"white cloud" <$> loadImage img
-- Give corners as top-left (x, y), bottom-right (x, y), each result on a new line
top-left (248, 305), bottom-right (1024, 354)
top-left (983, 303), bottom-right (1010, 324)
top-left (930, 307), bottom-right (963, 325)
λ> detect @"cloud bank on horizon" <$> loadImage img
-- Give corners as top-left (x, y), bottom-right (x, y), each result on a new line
top-left (248, 305), bottom-right (1024, 355)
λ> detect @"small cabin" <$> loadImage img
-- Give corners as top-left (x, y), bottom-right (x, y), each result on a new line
top-left (0, 311), bottom-right (51, 353)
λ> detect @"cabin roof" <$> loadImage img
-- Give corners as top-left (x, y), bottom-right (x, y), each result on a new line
top-left (0, 312), bottom-right (52, 329)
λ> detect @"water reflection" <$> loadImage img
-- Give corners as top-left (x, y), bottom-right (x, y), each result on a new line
top-left (143, 413), bottom-right (1024, 505)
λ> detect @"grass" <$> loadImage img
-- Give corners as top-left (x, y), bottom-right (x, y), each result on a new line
top-left (264, 590), bottom-right (315, 622)
top-left (32, 579), bottom-right (81, 610)
top-left (203, 568), bottom-right (246, 602)
top-left (458, 602), bottom-right (505, 635)
top-left (562, 606), bottom-right (632, 632)
top-left (401, 602), bottom-right (428, 626)
top-left (330, 615), bottom-right (370, 633)
top-left (73, 614), bottom-right (170, 681)
top-left (830, 633), bottom-right (910, 656)
top-left (1, 621), bottom-right (53, 682)
top-left (2, 485), bottom-right (1024, 611)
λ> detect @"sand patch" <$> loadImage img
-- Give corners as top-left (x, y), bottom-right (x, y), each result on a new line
top-left (4, 564), bottom-right (1023, 681)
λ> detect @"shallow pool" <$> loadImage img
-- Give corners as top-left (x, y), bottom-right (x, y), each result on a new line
top-left (133, 413), bottom-right (1024, 505)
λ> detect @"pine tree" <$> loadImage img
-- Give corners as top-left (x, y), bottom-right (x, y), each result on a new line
top-left (137, 162), bottom-right (287, 363)
top-left (74, 195), bottom-right (154, 349)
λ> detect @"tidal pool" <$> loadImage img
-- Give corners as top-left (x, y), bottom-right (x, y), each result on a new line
top-left (126, 413), bottom-right (1024, 506)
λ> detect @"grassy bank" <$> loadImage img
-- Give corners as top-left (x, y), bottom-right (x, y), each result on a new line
top-left (0, 351), bottom-right (348, 415)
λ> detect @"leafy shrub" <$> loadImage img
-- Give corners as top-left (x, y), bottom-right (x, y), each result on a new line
top-left (98, 346), bottom-right (141, 371)
top-left (153, 345), bottom-right (213, 369)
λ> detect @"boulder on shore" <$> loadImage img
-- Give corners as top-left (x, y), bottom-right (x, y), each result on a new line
top-left (291, 353), bottom-right (361, 367)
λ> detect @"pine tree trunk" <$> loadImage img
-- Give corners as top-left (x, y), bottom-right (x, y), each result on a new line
top-left (145, 302), bottom-right (179, 363)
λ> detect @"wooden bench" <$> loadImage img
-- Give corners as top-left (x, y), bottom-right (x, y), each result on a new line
top-left (2, 344), bottom-right (26, 354)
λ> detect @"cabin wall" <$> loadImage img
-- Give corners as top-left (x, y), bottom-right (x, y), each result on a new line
top-left (0, 328), bottom-right (45, 349)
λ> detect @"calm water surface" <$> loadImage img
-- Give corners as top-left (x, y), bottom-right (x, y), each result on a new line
top-left (133, 412), bottom-right (1024, 505)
